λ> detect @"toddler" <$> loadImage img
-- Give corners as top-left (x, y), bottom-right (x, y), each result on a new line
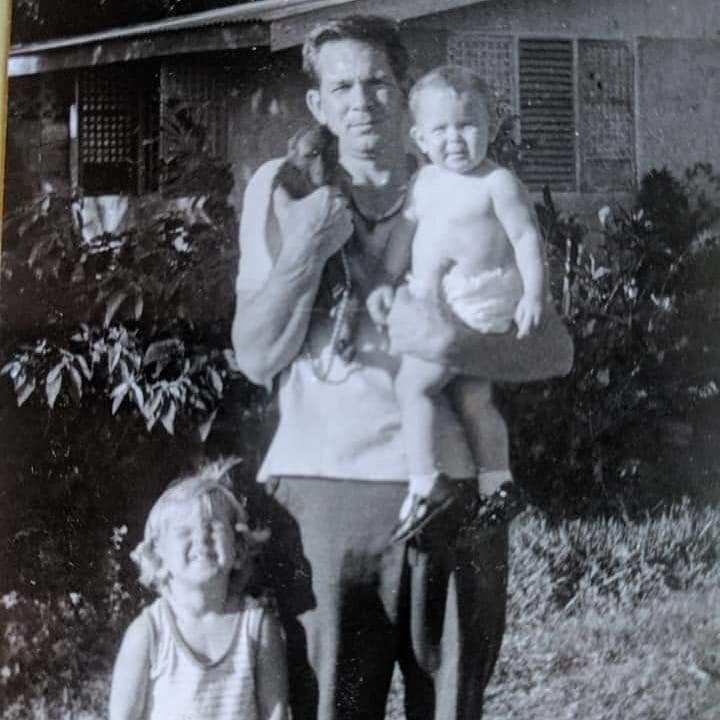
top-left (367, 66), bottom-right (545, 542)
top-left (109, 459), bottom-right (288, 720)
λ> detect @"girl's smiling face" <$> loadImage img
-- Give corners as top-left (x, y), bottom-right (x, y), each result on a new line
top-left (156, 499), bottom-right (238, 587)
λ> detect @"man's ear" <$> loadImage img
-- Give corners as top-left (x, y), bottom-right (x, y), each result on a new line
top-left (306, 88), bottom-right (325, 124)
top-left (410, 126), bottom-right (427, 155)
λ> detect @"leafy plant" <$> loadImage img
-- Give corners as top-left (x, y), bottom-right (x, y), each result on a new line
top-left (0, 112), bottom-right (267, 651)
top-left (0, 110), bottom-right (260, 440)
top-left (0, 525), bottom-right (143, 718)
top-left (501, 166), bottom-right (720, 516)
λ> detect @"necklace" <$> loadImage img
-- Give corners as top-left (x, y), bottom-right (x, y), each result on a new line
top-left (348, 185), bottom-right (407, 233)
top-left (305, 180), bottom-right (409, 382)
top-left (306, 246), bottom-right (352, 382)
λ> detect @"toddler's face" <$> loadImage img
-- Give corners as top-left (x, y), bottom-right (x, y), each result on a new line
top-left (411, 87), bottom-right (490, 174)
top-left (156, 501), bottom-right (238, 587)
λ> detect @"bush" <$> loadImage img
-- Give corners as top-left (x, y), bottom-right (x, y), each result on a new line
top-left (0, 116), bottom-right (267, 599)
top-left (500, 166), bottom-right (720, 516)
top-left (0, 525), bottom-right (143, 718)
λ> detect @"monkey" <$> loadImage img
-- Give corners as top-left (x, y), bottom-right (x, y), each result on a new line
top-left (273, 124), bottom-right (360, 363)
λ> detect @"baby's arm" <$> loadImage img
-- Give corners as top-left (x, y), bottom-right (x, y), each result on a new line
top-left (491, 169), bottom-right (545, 338)
top-left (109, 616), bottom-right (151, 720)
top-left (256, 610), bottom-right (289, 720)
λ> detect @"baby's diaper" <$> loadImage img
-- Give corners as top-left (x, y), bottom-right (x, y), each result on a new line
top-left (408, 266), bottom-right (523, 333)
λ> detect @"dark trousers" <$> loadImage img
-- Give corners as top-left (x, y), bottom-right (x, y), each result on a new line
top-left (252, 476), bottom-right (508, 720)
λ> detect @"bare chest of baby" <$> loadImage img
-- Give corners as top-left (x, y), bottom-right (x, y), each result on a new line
top-left (410, 170), bottom-right (514, 287)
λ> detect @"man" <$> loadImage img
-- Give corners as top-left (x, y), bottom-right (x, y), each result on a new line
top-left (232, 15), bottom-right (573, 720)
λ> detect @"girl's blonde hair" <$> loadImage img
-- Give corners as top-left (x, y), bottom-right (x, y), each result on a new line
top-left (130, 458), bottom-right (267, 592)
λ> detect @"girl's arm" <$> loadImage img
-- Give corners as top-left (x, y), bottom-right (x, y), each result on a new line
top-left (255, 611), bottom-right (289, 720)
top-left (109, 616), bottom-right (152, 720)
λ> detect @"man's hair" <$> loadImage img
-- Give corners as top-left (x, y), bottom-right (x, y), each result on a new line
top-left (302, 15), bottom-right (410, 87)
top-left (409, 65), bottom-right (491, 120)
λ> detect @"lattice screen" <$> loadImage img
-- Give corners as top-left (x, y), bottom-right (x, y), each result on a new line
top-left (518, 39), bottom-right (576, 191)
top-left (447, 33), bottom-right (516, 115)
top-left (578, 40), bottom-right (635, 191)
top-left (161, 62), bottom-right (233, 160)
top-left (79, 67), bottom-right (138, 193)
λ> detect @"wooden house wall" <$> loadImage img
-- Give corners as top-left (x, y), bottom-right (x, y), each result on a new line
top-left (4, 0), bottom-right (719, 226)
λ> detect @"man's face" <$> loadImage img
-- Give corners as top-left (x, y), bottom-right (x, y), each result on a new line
top-left (306, 39), bottom-right (406, 159)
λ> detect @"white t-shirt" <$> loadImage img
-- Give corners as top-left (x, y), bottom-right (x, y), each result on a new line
top-left (236, 159), bottom-right (475, 482)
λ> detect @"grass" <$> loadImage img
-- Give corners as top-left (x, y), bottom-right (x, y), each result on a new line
top-left (482, 587), bottom-right (720, 719)
top-left (3, 502), bottom-right (720, 719)
top-left (388, 503), bottom-right (720, 719)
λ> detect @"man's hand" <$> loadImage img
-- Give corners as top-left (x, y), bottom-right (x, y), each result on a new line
top-left (366, 284), bottom-right (395, 327)
top-left (273, 185), bottom-right (353, 265)
top-left (387, 284), bottom-right (574, 381)
top-left (386, 284), bottom-right (456, 362)
top-left (514, 294), bottom-right (544, 339)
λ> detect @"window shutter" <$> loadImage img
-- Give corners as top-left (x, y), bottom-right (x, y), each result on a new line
top-left (578, 40), bottom-right (635, 191)
top-left (79, 67), bottom-right (138, 194)
top-left (447, 33), bottom-right (516, 115)
top-left (161, 62), bottom-right (231, 159)
top-left (518, 39), bottom-right (575, 191)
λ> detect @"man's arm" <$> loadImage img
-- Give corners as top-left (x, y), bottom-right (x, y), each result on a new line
top-left (387, 286), bottom-right (573, 382)
top-left (232, 175), bottom-right (352, 387)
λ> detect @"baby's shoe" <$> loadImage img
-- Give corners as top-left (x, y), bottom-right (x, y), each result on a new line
top-left (390, 474), bottom-right (457, 544)
top-left (472, 481), bottom-right (526, 527)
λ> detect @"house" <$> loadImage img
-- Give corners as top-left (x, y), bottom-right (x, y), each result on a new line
top-left (5, 0), bottom-right (720, 225)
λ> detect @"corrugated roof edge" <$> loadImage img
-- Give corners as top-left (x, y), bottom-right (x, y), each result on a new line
top-left (9, 0), bottom-right (356, 55)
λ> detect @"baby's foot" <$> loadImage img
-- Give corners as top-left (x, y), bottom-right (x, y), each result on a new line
top-left (390, 475), bottom-right (456, 544)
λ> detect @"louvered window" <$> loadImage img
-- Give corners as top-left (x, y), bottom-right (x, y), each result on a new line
top-left (578, 40), bottom-right (635, 191)
top-left (79, 64), bottom-right (159, 195)
top-left (518, 39), bottom-right (576, 191)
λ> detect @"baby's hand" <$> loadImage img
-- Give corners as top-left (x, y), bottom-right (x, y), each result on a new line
top-left (514, 295), bottom-right (544, 339)
top-left (367, 285), bottom-right (395, 327)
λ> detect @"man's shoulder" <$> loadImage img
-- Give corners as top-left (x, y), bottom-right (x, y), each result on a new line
top-left (244, 158), bottom-right (285, 200)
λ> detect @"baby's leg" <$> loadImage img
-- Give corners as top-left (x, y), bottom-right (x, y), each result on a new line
top-left (395, 355), bottom-right (452, 491)
top-left (390, 356), bottom-right (457, 541)
top-left (449, 376), bottom-right (512, 496)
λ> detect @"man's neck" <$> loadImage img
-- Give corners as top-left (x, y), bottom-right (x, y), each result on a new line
top-left (340, 145), bottom-right (409, 189)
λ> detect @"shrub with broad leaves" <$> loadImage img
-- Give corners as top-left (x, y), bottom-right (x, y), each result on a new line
top-left (501, 165), bottom-right (720, 515)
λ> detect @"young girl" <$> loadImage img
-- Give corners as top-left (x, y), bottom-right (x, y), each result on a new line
top-left (109, 459), bottom-right (288, 720)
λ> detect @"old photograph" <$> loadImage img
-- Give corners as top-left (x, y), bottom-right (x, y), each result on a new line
top-left (1, 1), bottom-right (719, 718)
